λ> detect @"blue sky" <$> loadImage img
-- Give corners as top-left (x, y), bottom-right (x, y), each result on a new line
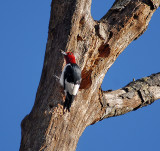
top-left (0, 1), bottom-right (160, 151)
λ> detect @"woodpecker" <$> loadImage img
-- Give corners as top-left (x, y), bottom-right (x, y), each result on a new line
top-left (60, 50), bottom-right (81, 111)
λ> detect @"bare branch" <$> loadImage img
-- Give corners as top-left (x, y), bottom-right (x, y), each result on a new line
top-left (99, 73), bottom-right (160, 120)
top-left (80, 0), bottom-right (160, 93)
top-left (20, 0), bottom-right (160, 150)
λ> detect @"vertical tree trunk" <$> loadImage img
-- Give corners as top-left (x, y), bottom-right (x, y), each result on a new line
top-left (20, 0), bottom-right (160, 151)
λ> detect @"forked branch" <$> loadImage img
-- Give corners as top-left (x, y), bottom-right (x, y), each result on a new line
top-left (20, 0), bottom-right (160, 150)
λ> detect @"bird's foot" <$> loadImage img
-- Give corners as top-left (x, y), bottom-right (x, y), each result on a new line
top-left (53, 75), bottom-right (60, 81)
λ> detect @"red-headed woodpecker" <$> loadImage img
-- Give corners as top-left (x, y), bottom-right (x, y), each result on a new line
top-left (60, 50), bottom-right (81, 111)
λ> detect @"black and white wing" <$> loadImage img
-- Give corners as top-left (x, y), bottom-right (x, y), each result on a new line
top-left (63, 64), bottom-right (81, 96)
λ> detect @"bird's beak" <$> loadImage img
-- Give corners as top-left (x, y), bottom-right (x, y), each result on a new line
top-left (60, 49), bottom-right (67, 55)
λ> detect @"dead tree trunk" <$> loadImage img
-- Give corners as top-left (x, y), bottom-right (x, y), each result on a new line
top-left (20, 0), bottom-right (160, 151)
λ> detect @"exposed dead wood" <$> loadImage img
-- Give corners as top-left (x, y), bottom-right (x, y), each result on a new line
top-left (20, 0), bottom-right (160, 151)
top-left (99, 73), bottom-right (160, 121)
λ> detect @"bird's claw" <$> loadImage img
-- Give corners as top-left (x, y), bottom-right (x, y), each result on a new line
top-left (53, 75), bottom-right (60, 80)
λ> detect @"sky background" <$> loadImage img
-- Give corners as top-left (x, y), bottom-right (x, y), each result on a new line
top-left (0, 0), bottom-right (160, 151)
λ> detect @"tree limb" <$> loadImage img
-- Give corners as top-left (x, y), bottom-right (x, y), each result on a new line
top-left (20, 0), bottom-right (160, 150)
top-left (80, 0), bottom-right (159, 92)
top-left (99, 73), bottom-right (160, 121)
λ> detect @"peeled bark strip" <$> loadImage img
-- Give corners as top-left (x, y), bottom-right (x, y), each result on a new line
top-left (20, 0), bottom-right (160, 151)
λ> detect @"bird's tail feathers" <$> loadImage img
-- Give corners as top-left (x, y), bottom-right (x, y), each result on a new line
top-left (64, 92), bottom-right (75, 112)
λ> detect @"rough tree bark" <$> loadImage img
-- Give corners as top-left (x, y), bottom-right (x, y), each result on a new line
top-left (20, 0), bottom-right (160, 151)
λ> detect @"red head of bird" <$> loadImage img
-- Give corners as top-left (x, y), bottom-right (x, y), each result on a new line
top-left (61, 50), bottom-right (76, 64)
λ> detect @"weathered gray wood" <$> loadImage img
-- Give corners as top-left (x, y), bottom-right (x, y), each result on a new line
top-left (20, 0), bottom-right (160, 151)
top-left (100, 73), bottom-right (160, 120)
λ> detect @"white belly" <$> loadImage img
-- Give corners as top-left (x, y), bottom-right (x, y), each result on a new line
top-left (65, 80), bottom-right (80, 95)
